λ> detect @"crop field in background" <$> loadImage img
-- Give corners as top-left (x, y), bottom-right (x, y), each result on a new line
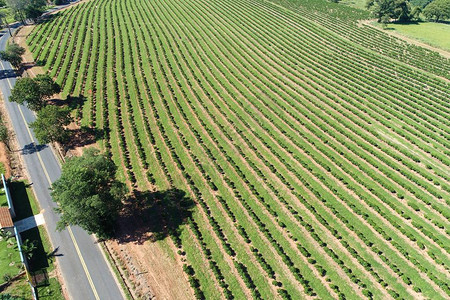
top-left (27, 0), bottom-right (450, 298)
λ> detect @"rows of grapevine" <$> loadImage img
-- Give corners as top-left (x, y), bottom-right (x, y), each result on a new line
top-left (27, 0), bottom-right (449, 298)
top-left (268, 0), bottom-right (450, 79)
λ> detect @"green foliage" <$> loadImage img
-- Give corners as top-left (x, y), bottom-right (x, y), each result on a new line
top-left (51, 148), bottom-right (126, 239)
top-left (30, 105), bottom-right (72, 144)
top-left (24, 4), bottom-right (43, 20)
top-left (20, 239), bottom-right (36, 260)
top-left (5, 0), bottom-right (45, 23)
top-left (422, 0), bottom-right (450, 21)
top-left (9, 77), bottom-right (42, 110)
top-left (0, 294), bottom-right (25, 300)
top-left (0, 228), bottom-right (13, 241)
top-left (409, 0), bottom-right (432, 8)
top-left (34, 74), bottom-right (61, 99)
top-left (9, 74), bottom-right (60, 111)
top-left (366, 0), bottom-right (412, 22)
top-left (26, 0), bottom-right (450, 298)
top-left (0, 43), bottom-right (24, 69)
top-left (410, 6), bottom-right (422, 19)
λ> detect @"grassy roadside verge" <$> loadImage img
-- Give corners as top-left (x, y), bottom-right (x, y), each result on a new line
top-left (1, 180), bottom-right (64, 299)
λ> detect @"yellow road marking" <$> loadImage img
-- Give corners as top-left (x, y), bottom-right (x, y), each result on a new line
top-left (0, 61), bottom-right (100, 300)
top-left (67, 227), bottom-right (101, 300)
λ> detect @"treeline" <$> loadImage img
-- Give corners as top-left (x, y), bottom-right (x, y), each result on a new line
top-left (365, 0), bottom-right (450, 24)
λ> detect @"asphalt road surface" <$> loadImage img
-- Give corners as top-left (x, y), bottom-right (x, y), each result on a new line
top-left (0, 23), bottom-right (125, 300)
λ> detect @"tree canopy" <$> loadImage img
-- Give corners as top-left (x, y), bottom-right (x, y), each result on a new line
top-left (35, 74), bottom-right (61, 98)
top-left (0, 43), bottom-right (25, 69)
top-left (51, 149), bottom-right (126, 239)
top-left (366, 0), bottom-right (412, 23)
top-left (5, 0), bottom-right (46, 23)
top-left (30, 105), bottom-right (72, 144)
top-left (9, 74), bottom-right (60, 111)
top-left (423, 0), bottom-right (450, 21)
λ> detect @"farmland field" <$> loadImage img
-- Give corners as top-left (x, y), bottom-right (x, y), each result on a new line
top-left (27, 0), bottom-right (450, 298)
top-left (384, 22), bottom-right (450, 52)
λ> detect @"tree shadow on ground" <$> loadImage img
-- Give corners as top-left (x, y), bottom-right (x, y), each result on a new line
top-left (36, 13), bottom-right (59, 24)
top-left (0, 69), bottom-right (17, 80)
top-left (21, 143), bottom-right (48, 156)
top-left (47, 95), bottom-right (86, 109)
top-left (65, 126), bottom-right (104, 149)
top-left (115, 188), bottom-right (195, 245)
top-left (21, 227), bottom-right (49, 272)
top-left (66, 95), bottom-right (87, 110)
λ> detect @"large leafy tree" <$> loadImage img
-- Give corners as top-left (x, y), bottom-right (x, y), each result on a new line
top-left (9, 77), bottom-right (42, 110)
top-left (0, 10), bottom-right (12, 36)
top-left (423, 0), bottom-right (450, 21)
top-left (30, 105), bottom-right (72, 144)
top-left (0, 43), bottom-right (25, 69)
top-left (51, 149), bottom-right (126, 239)
top-left (366, 0), bottom-right (412, 23)
top-left (9, 74), bottom-right (60, 111)
top-left (35, 74), bottom-right (61, 99)
top-left (6, 0), bottom-right (45, 23)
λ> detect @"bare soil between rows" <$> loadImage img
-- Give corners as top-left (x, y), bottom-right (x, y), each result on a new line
top-left (18, 18), bottom-right (193, 300)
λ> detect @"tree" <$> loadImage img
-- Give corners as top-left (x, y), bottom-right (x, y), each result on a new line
top-left (9, 77), bottom-right (42, 111)
top-left (0, 43), bottom-right (25, 69)
top-left (21, 239), bottom-right (36, 260)
top-left (51, 149), bottom-right (126, 239)
top-left (0, 228), bottom-right (13, 241)
top-left (5, 0), bottom-right (27, 23)
top-left (423, 0), bottom-right (450, 21)
top-left (366, 0), bottom-right (412, 22)
top-left (9, 74), bottom-right (60, 111)
top-left (6, 0), bottom-right (45, 23)
top-left (35, 74), bottom-right (61, 98)
top-left (30, 105), bottom-right (72, 144)
top-left (410, 6), bottom-right (422, 20)
top-left (0, 10), bottom-right (12, 36)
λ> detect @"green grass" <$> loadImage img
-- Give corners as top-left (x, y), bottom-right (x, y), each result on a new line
top-left (0, 190), bottom-right (7, 207)
top-left (6, 181), bottom-right (63, 299)
top-left (339, 0), bottom-right (367, 10)
top-left (36, 278), bottom-right (64, 300)
top-left (0, 273), bottom-right (31, 299)
top-left (0, 236), bottom-right (22, 284)
top-left (386, 22), bottom-right (450, 51)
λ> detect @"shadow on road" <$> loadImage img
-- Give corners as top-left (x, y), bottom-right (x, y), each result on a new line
top-left (0, 69), bottom-right (17, 80)
top-left (47, 246), bottom-right (64, 260)
top-left (115, 188), bottom-right (195, 245)
top-left (21, 143), bottom-right (48, 155)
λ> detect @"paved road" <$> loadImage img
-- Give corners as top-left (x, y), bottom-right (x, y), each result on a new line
top-left (0, 23), bottom-right (125, 300)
